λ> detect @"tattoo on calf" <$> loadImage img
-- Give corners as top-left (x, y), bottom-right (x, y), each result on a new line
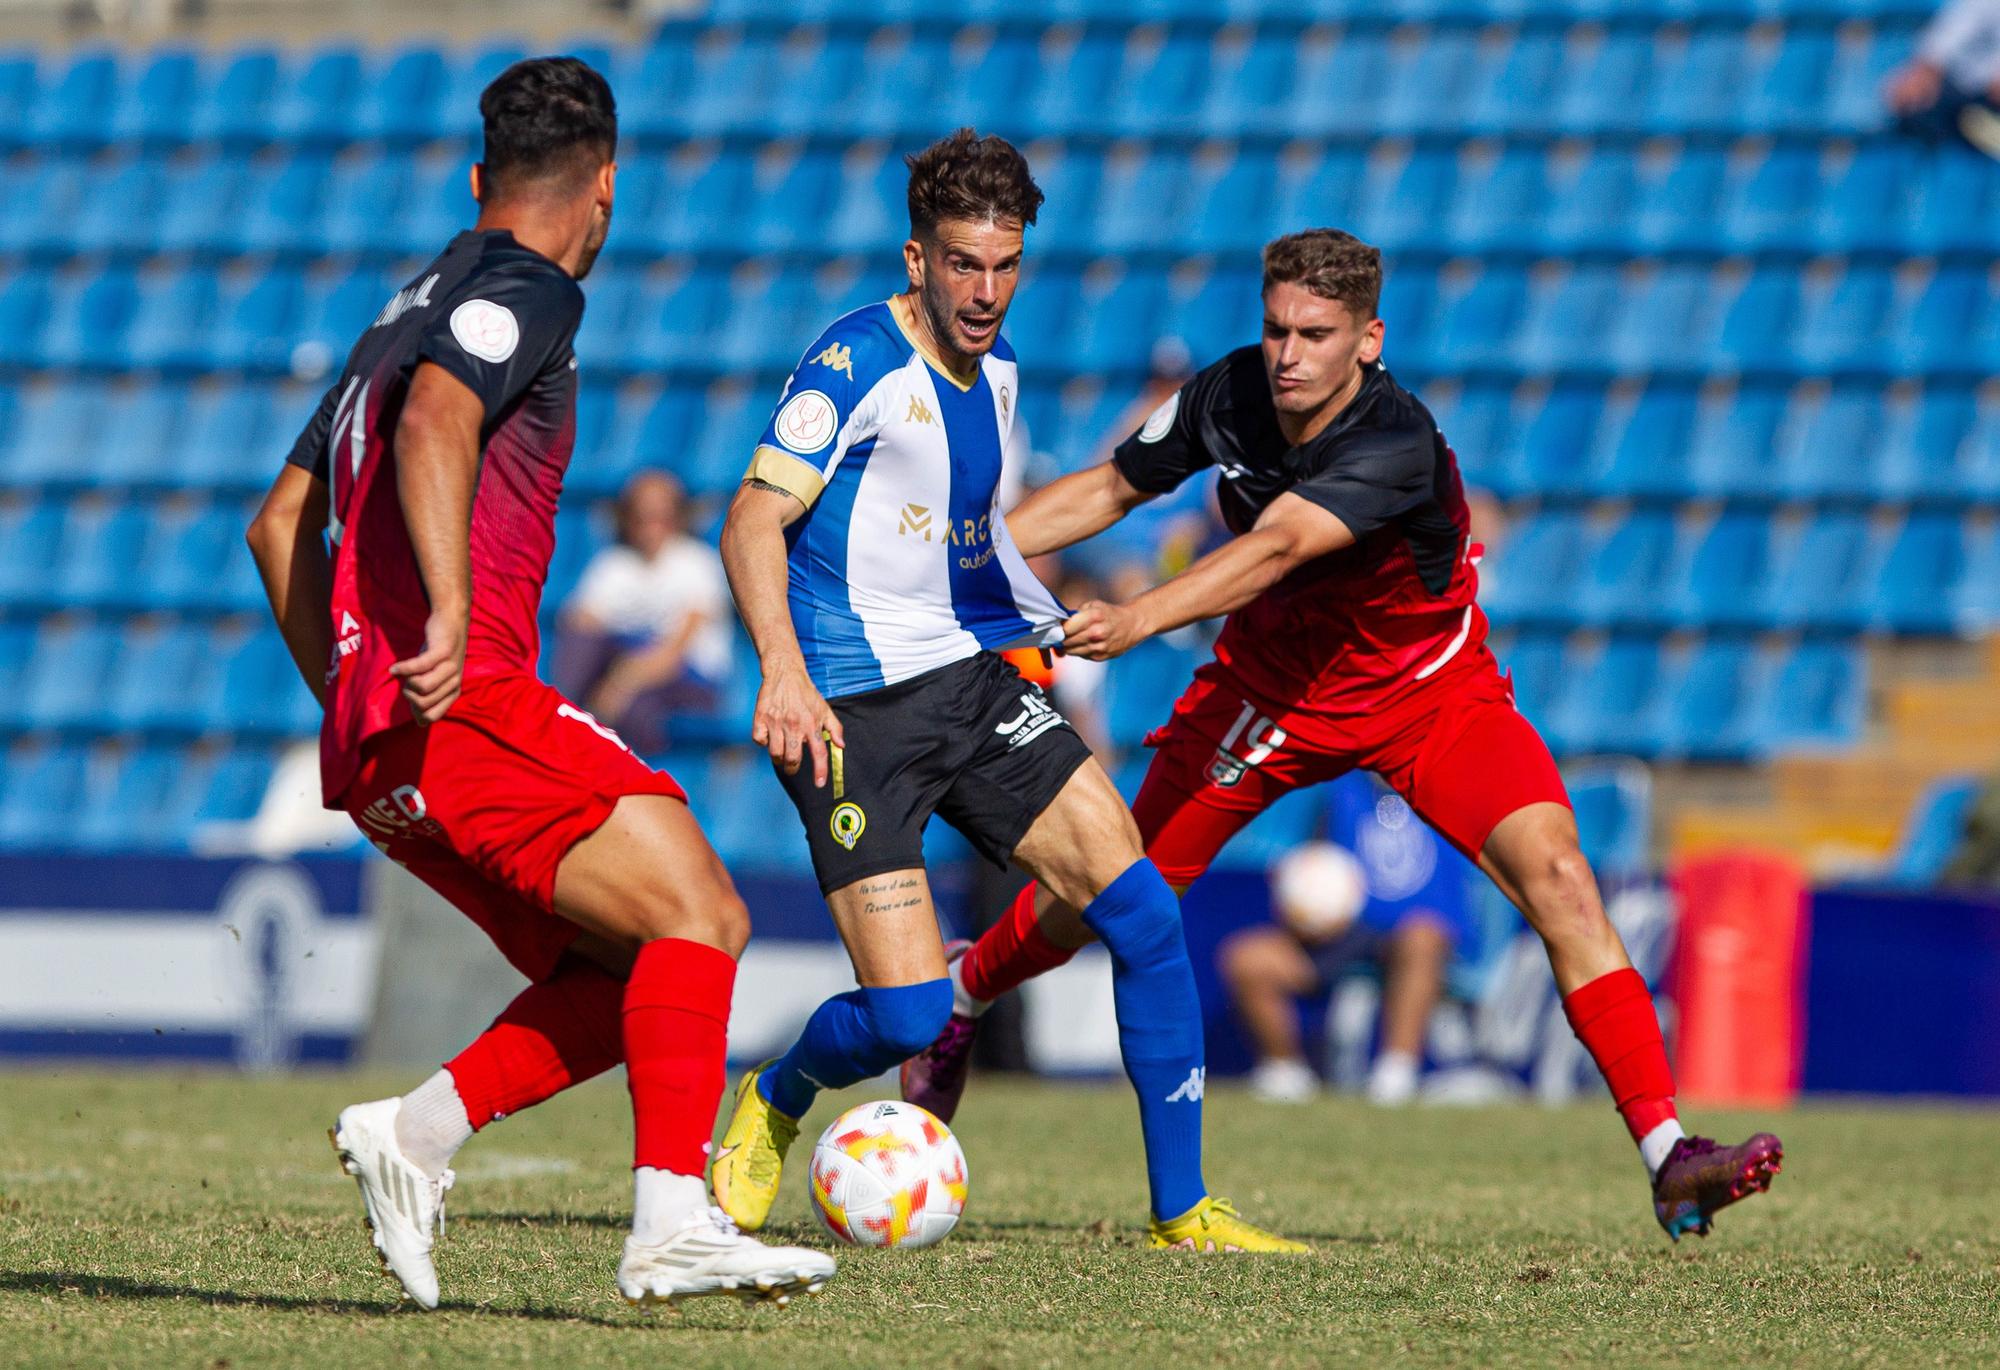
top-left (858, 873), bottom-right (925, 916)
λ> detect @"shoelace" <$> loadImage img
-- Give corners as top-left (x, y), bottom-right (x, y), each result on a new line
top-left (433, 1168), bottom-right (456, 1237)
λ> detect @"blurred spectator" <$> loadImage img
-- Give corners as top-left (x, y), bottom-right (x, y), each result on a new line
top-left (1221, 775), bottom-right (1480, 1106)
top-left (1885, 0), bottom-right (2000, 158)
top-left (552, 470), bottom-right (732, 754)
top-left (1941, 771), bottom-right (2000, 886)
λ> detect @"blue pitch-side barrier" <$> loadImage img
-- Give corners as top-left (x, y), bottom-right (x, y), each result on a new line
top-left (1, 853), bottom-right (1995, 1099)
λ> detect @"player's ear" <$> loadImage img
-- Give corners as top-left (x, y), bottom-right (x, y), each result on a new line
top-left (903, 235), bottom-right (926, 291)
top-left (469, 163), bottom-right (488, 206)
top-left (1358, 316), bottom-right (1386, 365)
top-left (596, 160), bottom-right (617, 211)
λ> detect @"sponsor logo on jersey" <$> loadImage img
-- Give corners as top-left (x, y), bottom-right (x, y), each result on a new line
top-left (1207, 702), bottom-right (1287, 788)
top-left (373, 273), bottom-right (440, 328)
top-left (327, 609), bottom-right (364, 684)
top-left (830, 802), bottom-right (867, 851)
top-left (814, 342), bottom-right (854, 379)
top-left (898, 503), bottom-right (933, 538)
top-left (449, 298), bottom-right (521, 363)
top-left (356, 784), bottom-right (441, 841)
top-left (775, 389), bottom-right (838, 454)
top-left (1138, 390), bottom-right (1179, 443)
top-left (905, 395), bottom-right (938, 427)
top-left (897, 505), bottom-right (997, 566)
top-left (993, 690), bottom-right (1065, 750)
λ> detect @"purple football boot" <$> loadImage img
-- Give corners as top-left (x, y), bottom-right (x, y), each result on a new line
top-left (1652, 1132), bottom-right (1784, 1240)
top-left (900, 939), bottom-right (978, 1124)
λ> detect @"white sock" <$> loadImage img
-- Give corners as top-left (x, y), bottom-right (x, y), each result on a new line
top-left (949, 954), bottom-right (991, 1018)
top-left (1367, 1050), bottom-right (1421, 1106)
top-left (1639, 1118), bottom-right (1687, 1180)
top-left (632, 1168), bottom-right (711, 1244)
top-left (395, 1069), bottom-right (473, 1179)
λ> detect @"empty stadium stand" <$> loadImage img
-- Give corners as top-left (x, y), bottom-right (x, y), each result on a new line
top-left (0, 1), bottom-right (1992, 857)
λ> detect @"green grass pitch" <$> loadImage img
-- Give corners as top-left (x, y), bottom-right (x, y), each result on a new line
top-left (0, 1068), bottom-right (1994, 1368)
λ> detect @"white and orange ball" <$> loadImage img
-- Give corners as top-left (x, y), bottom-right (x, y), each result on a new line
top-left (1272, 840), bottom-right (1369, 943)
top-left (807, 1099), bottom-right (968, 1249)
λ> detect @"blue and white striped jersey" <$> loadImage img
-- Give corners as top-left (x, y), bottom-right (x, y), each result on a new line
top-left (746, 298), bottom-right (1068, 700)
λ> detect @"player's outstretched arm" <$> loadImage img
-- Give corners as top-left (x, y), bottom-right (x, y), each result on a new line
top-left (1005, 461), bottom-right (1155, 559)
top-left (720, 480), bottom-right (845, 788)
top-left (246, 463), bottom-right (334, 706)
top-left (388, 362), bottom-right (485, 724)
top-left (1062, 492), bottom-right (1355, 662)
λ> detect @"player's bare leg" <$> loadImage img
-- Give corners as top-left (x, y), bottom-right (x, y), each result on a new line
top-left (1370, 917), bottom-right (1450, 1105)
top-left (1008, 760), bottom-right (1305, 1252)
top-left (1217, 927), bottom-right (1320, 1103)
top-left (714, 867), bottom-right (952, 1232)
top-left (1478, 801), bottom-right (1782, 1240)
top-left (554, 794), bottom-right (835, 1306)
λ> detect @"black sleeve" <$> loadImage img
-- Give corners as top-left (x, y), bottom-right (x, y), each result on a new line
top-left (1111, 375), bottom-right (1214, 495)
top-left (414, 264), bottom-right (583, 421)
top-left (283, 379), bottom-right (343, 481)
top-left (1290, 424), bottom-right (1437, 540)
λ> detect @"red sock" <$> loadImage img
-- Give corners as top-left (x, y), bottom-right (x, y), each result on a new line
top-left (447, 956), bottom-right (625, 1130)
top-left (1561, 967), bottom-right (1679, 1142)
top-left (623, 938), bottom-right (736, 1174)
top-left (959, 882), bottom-right (1083, 1004)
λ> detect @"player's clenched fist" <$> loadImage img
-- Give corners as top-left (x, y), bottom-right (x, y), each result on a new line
top-left (390, 606), bottom-right (468, 725)
top-left (753, 660), bottom-right (846, 787)
top-left (1060, 600), bottom-right (1146, 662)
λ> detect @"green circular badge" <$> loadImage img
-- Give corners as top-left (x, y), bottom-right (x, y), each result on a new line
top-left (830, 802), bottom-right (867, 851)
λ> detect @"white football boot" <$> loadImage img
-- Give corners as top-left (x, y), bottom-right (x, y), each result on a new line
top-left (617, 1205), bottom-right (836, 1308)
top-left (329, 1098), bottom-right (453, 1309)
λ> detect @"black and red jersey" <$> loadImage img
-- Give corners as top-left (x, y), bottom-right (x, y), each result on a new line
top-left (1113, 350), bottom-right (1485, 716)
top-left (284, 228), bottom-right (585, 805)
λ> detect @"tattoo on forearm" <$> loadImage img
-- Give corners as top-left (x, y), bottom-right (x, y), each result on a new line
top-left (747, 478), bottom-right (791, 496)
top-left (857, 873), bottom-right (925, 916)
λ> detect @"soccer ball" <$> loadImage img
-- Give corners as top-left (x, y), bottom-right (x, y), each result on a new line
top-left (807, 1099), bottom-right (968, 1249)
top-left (1272, 840), bottom-right (1369, 943)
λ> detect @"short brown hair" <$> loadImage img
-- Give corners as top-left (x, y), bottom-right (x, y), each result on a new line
top-left (1261, 229), bottom-right (1383, 321)
top-left (905, 128), bottom-right (1044, 239)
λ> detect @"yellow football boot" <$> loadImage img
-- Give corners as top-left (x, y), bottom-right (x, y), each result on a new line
top-left (1148, 1196), bottom-right (1311, 1254)
top-left (708, 1062), bottom-right (800, 1232)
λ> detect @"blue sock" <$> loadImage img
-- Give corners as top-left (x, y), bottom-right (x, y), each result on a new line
top-left (1081, 858), bottom-right (1207, 1221)
top-left (756, 979), bottom-right (952, 1120)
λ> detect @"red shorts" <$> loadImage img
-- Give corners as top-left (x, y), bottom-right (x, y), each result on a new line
top-left (1132, 646), bottom-right (1569, 886)
top-left (340, 673), bottom-right (686, 981)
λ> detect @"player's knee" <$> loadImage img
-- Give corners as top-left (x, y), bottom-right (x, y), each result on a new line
top-left (630, 881), bottom-right (750, 958)
top-left (857, 979), bottom-right (954, 1061)
top-left (1522, 844), bottom-right (1608, 943)
top-left (1081, 859), bottom-right (1182, 963)
top-left (1220, 928), bottom-right (1287, 989)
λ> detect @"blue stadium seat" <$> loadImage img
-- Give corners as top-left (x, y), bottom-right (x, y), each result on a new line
top-left (104, 627), bottom-right (216, 734)
top-left (1200, 30), bottom-right (1298, 139)
top-left (1755, 641), bottom-right (1864, 749)
top-left (744, 150), bottom-right (843, 255)
top-left (564, 383), bottom-right (623, 498)
top-left (1450, 147), bottom-right (1551, 256)
top-left (317, 151), bottom-right (419, 257)
top-left (1102, 638), bottom-right (1195, 750)
top-left (1554, 31), bottom-right (1652, 137)
top-left (654, 150), bottom-right (754, 256)
top-left (1493, 631), bottom-right (1566, 728)
top-left (0, 500), bottom-right (63, 608)
top-left (1180, 151), bottom-right (1278, 258)
top-left (1381, 29), bottom-right (1479, 138)
top-left (154, 154), bottom-right (253, 258)
top-left (126, 269), bottom-right (223, 373)
top-left (209, 268), bottom-right (309, 375)
top-left (1354, 148), bottom-right (1458, 257)
top-left (1027, 30), bottom-right (1126, 138)
top-left (1744, 31), bottom-right (1838, 137)
top-left (618, 35), bottom-right (699, 143)
top-left (1713, 269), bottom-right (1801, 375)
top-left (212, 628), bottom-right (318, 736)
top-left (1812, 143), bottom-right (1911, 256)
top-left (1792, 266), bottom-right (1896, 374)
top-left (189, 47), bottom-right (279, 146)
top-left (1686, 387), bottom-right (1789, 500)
top-left (1514, 267), bottom-right (1621, 376)
top-left (228, 152), bottom-right (334, 258)
top-left (716, 268), bottom-right (823, 375)
top-left (703, 748), bottom-right (813, 875)
top-left (1648, 32), bottom-right (1750, 136)
top-left (294, 272), bottom-right (394, 375)
top-left (145, 503), bottom-right (256, 614)
top-left (1659, 638), bottom-right (1760, 761)
top-left (1954, 525), bottom-right (2000, 630)
top-left (72, 743), bottom-right (196, 849)
top-left (52, 500), bottom-right (150, 610)
top-left (1671, 510), bottom-right (1774, 631)
top-left (1873, 513), bottom-right (1966, 634)
top-left (1029, 148), bottom-right (1104, 261)
top-left (96, 383), bottom-right (189, 493)
top-left (1289, 32), bottom-right (1392, 138)
top-left (1376, 268), bottom-right (1438, 380)
top-left (1506, 385), bottom-right (1606, 498)
top-left (1887, 268), bottom-right (1985, 376)
top-left (0, 269), bottom-right (54, 370)
top-left (16, 621), bottom-right (120, 732)
top-left (0, 742), bottom-right (91, 848)
top-left (0, 51), bottom-right (35, 151)
top-left (0, 620), bottom-right (34, 724)
top-left (1630, 150), bottom-right (1728, 256)
top-left (1, 381), bottom-right (103, 489)
top-left (1553, 637), bottom-right (1670, 757)
top-left (1878, 389), bottom-right (1978, 504)
top-left (168, 383), bottom-right (282, 492)
top-left (1892, 776), bottom-right (1980, 884)
top-left (436, 41), bottom-right (528, 144)
top-left (1765, 512), bottom-right (1877, 632)
top-left (109, 48), bottom-right (199, 146)
top-left (1065, 269), bottom-right (1168, 376)
top-left (1904, 150), bottom-right (2000, 256)
top-left (1544, 150), bottom-right (1636, 258)
top-left (840, 33), bottom-right (950, 141)
top-left (1956, 401), bottom-right (2000, 505)
top-left (1424, 382), bottom-right (1514, 493)
top-left (937, 32), bottom-right (1039, 132)
top-left (28, 49), bottom-right (116, 150)
top-left (0, 161), bottom-right (74, 258)
top-left (1771, 385), bottom-right (1885, 503)
top-left (354, 45), bottom-right (448, 145)
top-left (38, 268), bottom-right (140, 372)
top-left (1720, 146), bottom-right (1820, 255)
top-left (190, 744), bottom-right (279, 829)
top-left (1562, 759), bottom-right (1652, 877)
top-left (683, 386), bottom-right (763, 499)
top-left (1467, 31), bottom-right (1563, 137)
top-left (1825, 27), bottom-right (1910, 135)
top-left (1578, 510), bottom-right (1681, 630)
top-left (1606, 267), bottom-right (1712, 377)
top-left (1268, 148), bottom-right (1367, 254)
top-left (71, 156), bottom-right (170, 257)
top-left (824, 154), bottom-right (910, 258)
top-left (269, 46), bottom-right (363, 147)
top-left (1109, 32), bottom-right (1212, 139)
top-left (1480, 509), bottom-right (1591, 627)
top-left (1426, 268), bottom-right (1526, 374)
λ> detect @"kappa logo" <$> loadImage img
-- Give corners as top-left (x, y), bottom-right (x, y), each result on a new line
top-left (905, 395), bottom-right (937, 427)
top-left (1165, 1067), bottom-right (1206, 1103)
top-left (993, 691), bottom-right (1066, 750)
top-left (815, 342), bottom-right (854, 380)
top-left (327, 610), bottom-right (364, 685)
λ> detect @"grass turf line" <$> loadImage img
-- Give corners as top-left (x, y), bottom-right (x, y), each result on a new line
top-left (0, 1069), bottom-right (1994, 1368)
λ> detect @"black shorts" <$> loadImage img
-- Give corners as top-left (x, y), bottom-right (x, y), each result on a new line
top-left (775, 652), bottom-right (1094, 894)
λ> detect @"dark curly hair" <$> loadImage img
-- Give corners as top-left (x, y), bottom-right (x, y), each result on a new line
top-left (1262, 229), bottom-right (1383, 321)
top-left (480, 56), bottom-right (618, 192)
top-left (905, 128), bottom-right (1044, 239)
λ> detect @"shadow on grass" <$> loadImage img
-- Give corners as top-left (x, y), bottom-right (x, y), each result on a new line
top-left (0, 1269), bottom-right (743, 1330)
